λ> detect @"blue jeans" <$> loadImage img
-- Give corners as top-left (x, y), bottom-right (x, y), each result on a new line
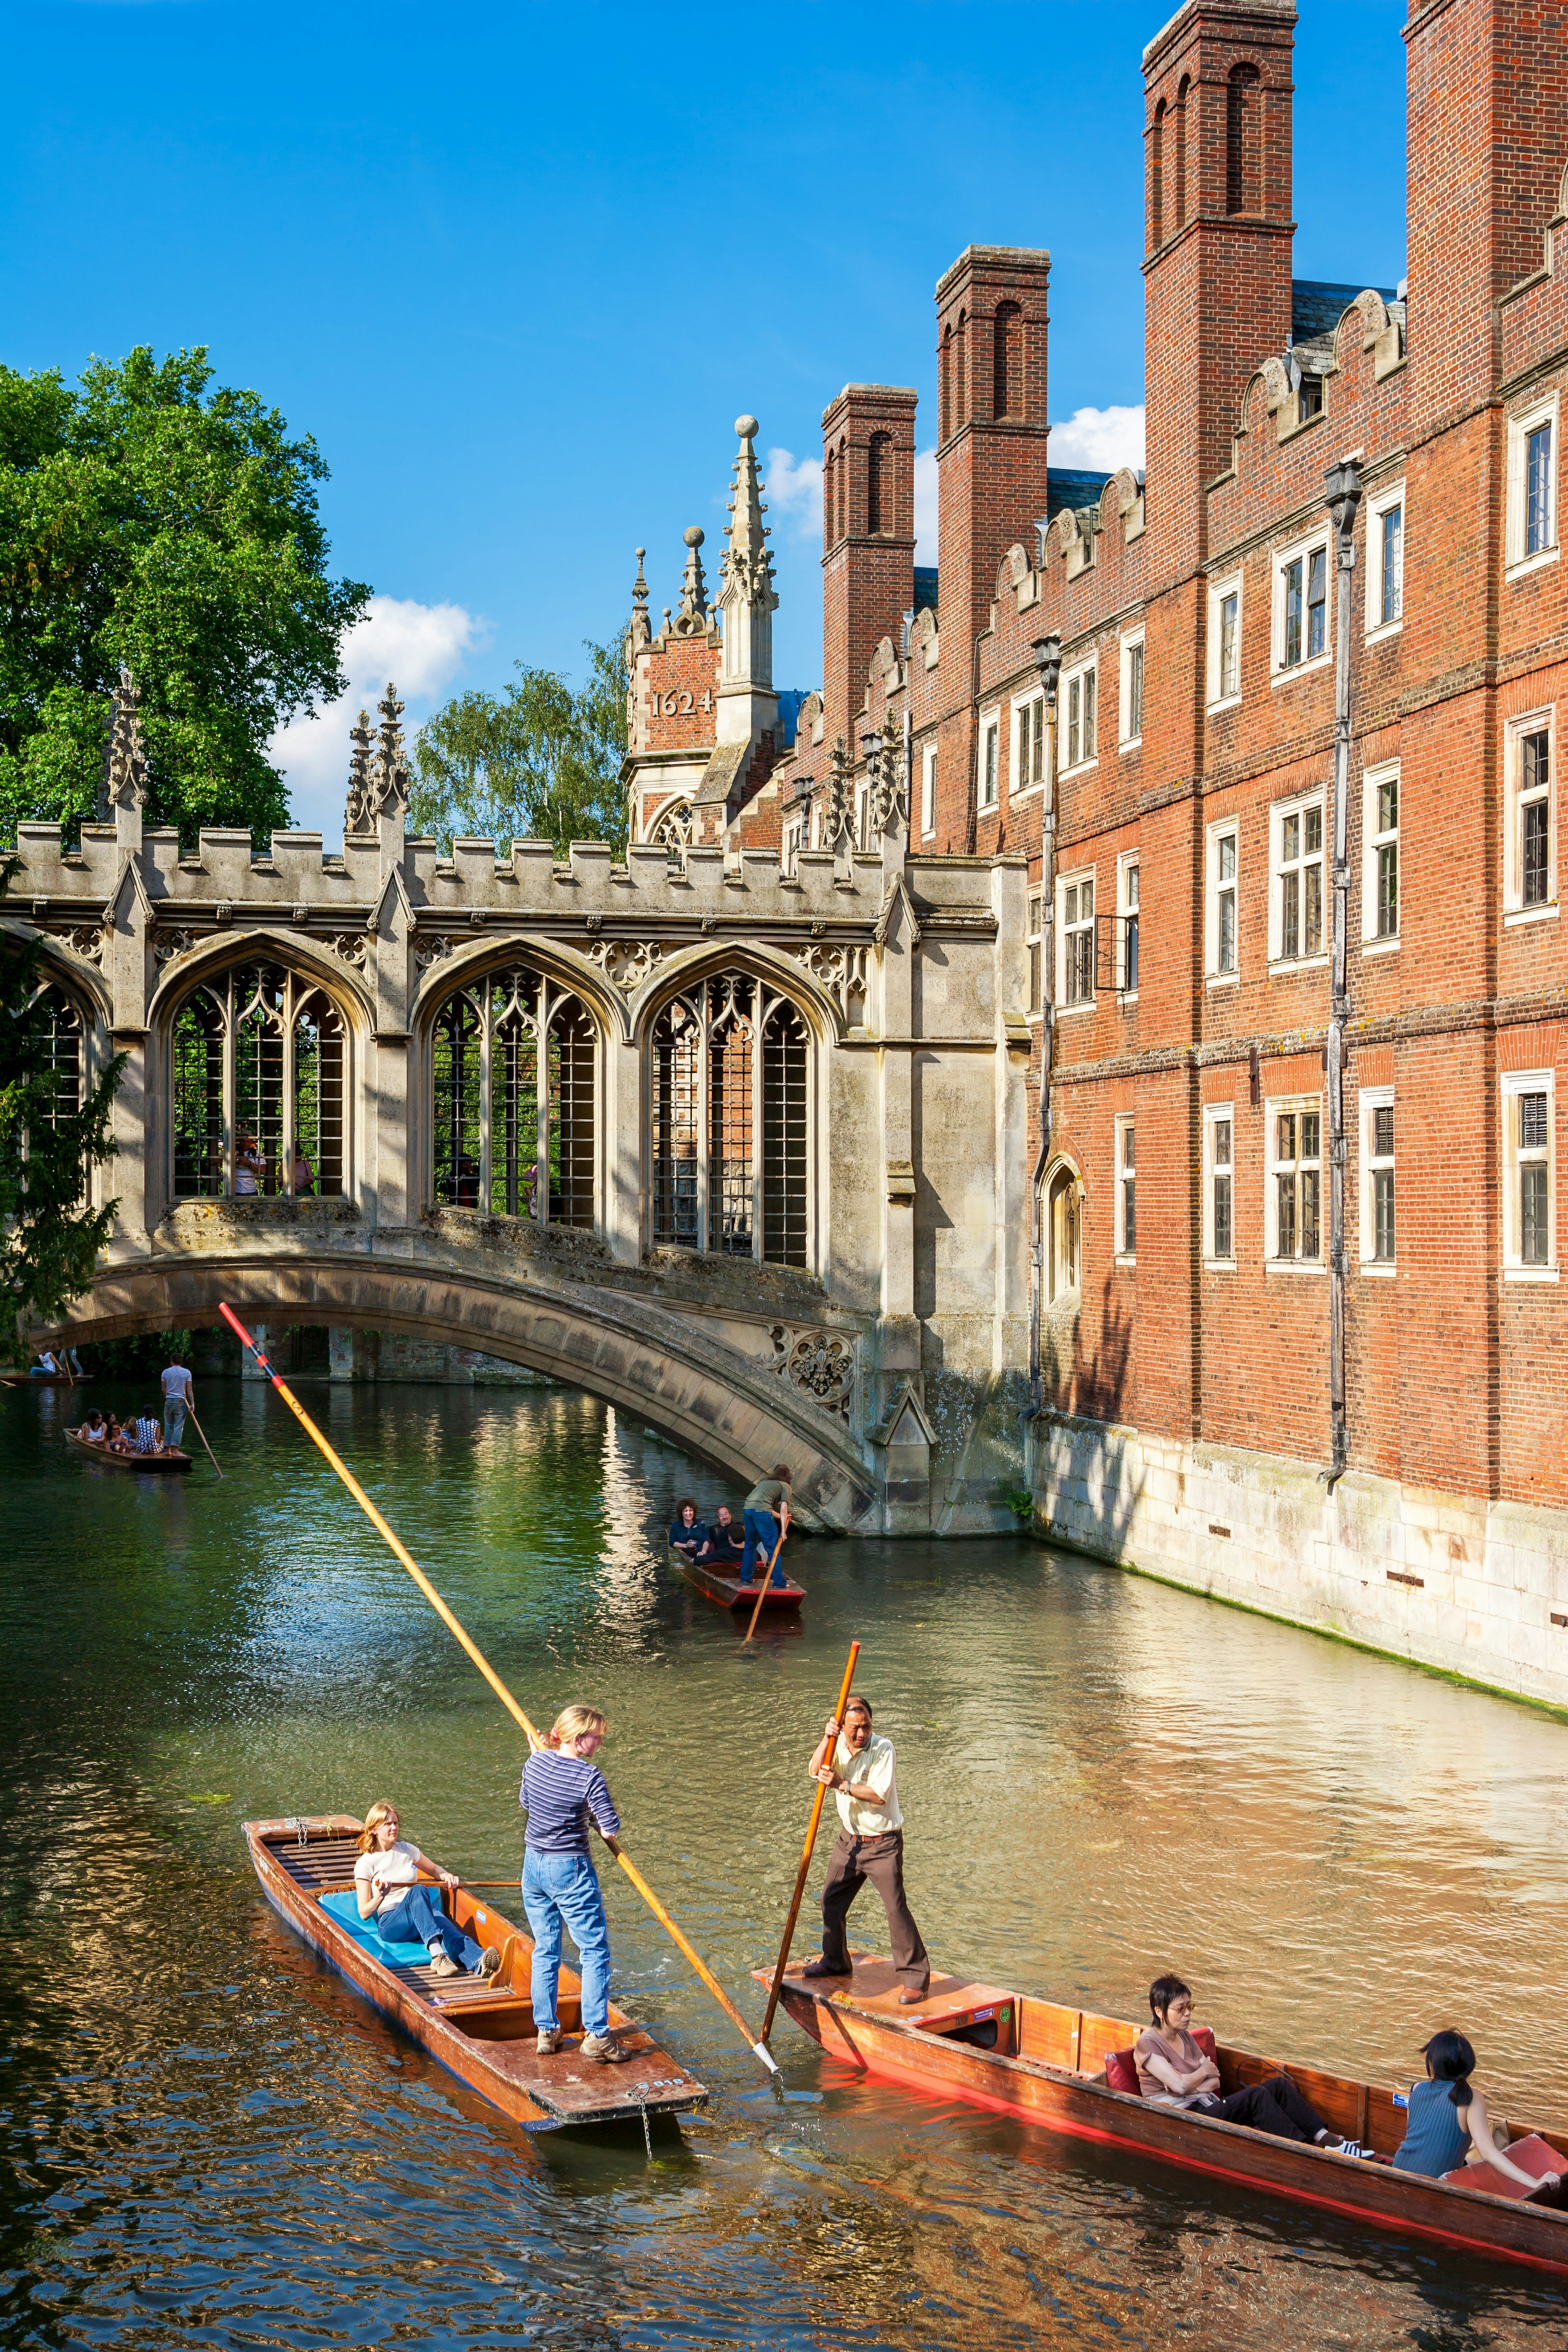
top-left (742, 1508), bottom-right (786, 1584)
top-left (522, 1848), bottom-right (612, 2037)
top-left (376, 1885), bottom-right (485, 1971)
top-left (163, 1398), bottom-right (187, 1447)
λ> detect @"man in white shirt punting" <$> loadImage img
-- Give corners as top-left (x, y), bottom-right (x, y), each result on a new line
top-left (801, 1695), bottom-right (930, 2003)
top-left (161, 1358), bottom-right (194, 1449)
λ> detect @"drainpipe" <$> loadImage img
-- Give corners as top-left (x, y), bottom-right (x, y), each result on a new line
top-left (1026, 633), bottom-right (1062, 1435)
top-left (1323, 459), bottom-right (1362, 1491)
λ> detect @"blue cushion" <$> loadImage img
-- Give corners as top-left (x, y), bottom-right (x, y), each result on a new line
top-left (319, 1888), bottom-right (433, 1966)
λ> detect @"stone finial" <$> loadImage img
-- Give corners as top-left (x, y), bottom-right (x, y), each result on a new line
top-left (671, 526), bottom-right (709, 636)
top-left (99, 665), bottom-right (149, 818)
top-left (720, 413), bottom-right (777, 610)
top-left (628, 546), bottom-right (652, 654)
top-left (368, 680), bottom-right (410, 821)
top-left (823, 736), bottom-right (853, 852)
top-left (343, 708), bottom-right (374, 834)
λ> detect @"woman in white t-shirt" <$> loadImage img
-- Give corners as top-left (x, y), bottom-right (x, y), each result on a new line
top-left (353, 1801), bottom-right (499, 1982)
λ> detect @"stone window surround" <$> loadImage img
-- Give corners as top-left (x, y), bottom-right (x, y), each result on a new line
top-left (1114, 1110), bottom-right (1136, 1264)
top-left (1119, 627), bottom-right (1145, 750)
top-left (920, 740), bottom-right (938, 838)
top-left (1362, 759), bottom-right (1401, 952)
top-left (1269, 788), bottom-right (1328, 971)
top-left (1205, 815), bottom-right (1240, 987)
top-left (1010, 687), bottom-right (1047, 798)
top-left (1501, 1067), bottom-right (1558, 1281)
top-left (1359, 1083), bottom-right (1396, 1274)
top-left (1056, 864), bottom-right (1098, 1014)
top-left (1206, 568), bottom-right (1243, 710)
top-left (1364, 477), bottom-right (1406, 643)
top-left (1503, 706), bottom-right (1557, 922)
top-left (1203, 1100), bottom-right (1236, 1267)
top-left (1116, 849), bottom-right (1140, 1000)
top-left (1270, 526), bottom-right (1333, 685)
top-left (1505, 387), bottom-right (1559, 580)
top-left (1265, 1091), bottom-right (1326, 1272)
top-left (979, 704), bottom-right (1002, 810)
top-left (1059, 655), bottom-right (1099, 776)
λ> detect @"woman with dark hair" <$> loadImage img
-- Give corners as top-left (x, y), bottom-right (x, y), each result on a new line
top-left (1135, 1975), bottom-right (1358, 2150)
top-left (1393, 2031), bottom-right (1560, 2190)
top-left (668, 1499), bottom-right (711, 1561)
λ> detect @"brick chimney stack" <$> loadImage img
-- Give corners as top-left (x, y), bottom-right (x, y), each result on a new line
top-left (820, 384), bottom-right (918, 757)
top-left (1141, 0), bottom-right (1296, 566)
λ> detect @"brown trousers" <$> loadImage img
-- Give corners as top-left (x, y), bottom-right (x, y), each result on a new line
top-left (820, 1827), bottom-right (929, 1990)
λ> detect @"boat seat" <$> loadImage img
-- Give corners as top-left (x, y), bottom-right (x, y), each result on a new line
top-left (318, 1889), bottom-right (439, 1967)
top-left (1441, 2134), bottom-right (1564, 2201)
top-left (1104, 2027), bottom-right (1216, 2096)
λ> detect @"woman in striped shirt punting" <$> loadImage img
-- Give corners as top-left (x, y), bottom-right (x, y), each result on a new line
top-left (519, 1705), bottom-right (629, 2063)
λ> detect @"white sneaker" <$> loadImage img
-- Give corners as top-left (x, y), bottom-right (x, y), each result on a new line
top-left (428, 1950), bottom-right (461, 1978)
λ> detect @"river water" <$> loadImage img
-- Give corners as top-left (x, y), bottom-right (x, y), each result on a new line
top-left (3, 1375), bottom-right (1568, 2350)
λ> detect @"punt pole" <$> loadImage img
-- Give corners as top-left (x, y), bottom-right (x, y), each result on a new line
top-left (760, 1639), bottom-right (860, 2045)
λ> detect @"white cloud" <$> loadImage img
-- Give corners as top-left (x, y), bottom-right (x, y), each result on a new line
top-left (1049, 403), bottom-right (1146, 473)
top-left (270, 594), bottom-right (479, 837)
top-left (914, 447), bottom-right (938, 565)
top-left (764, 445), bottom-right (823, 539)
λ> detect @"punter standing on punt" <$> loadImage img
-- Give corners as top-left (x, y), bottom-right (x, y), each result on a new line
top-left (802, 1696), bottom-right (930, 2004)
top-left (520, 1705), bottom-right (630, 2064)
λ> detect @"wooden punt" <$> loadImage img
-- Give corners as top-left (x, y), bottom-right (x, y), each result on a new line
top-left (668, 1546), bottom-right (806, 1612)
top-left (65, 1428), bottom-right (193, 1472)
top-left (757, 1949), bottom-right (1568, 2276)
top-left (246, 1813), bottom-right (707, 2132)
top-left (3, 1371), bottom-right (90, 1387)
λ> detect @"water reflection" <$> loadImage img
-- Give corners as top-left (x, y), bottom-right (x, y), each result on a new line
top-left (3, 1377), bottom-right (1568, 2348)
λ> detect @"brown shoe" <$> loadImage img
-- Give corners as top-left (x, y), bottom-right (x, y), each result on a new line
top-left (897, 1986), bottom-right (929, 2006)
top-left (428, 1950), bottom-right (461, 1979)
top-left (801, 1957), bottom-right (851, 1978)
top-left (476, 1945), bottom-right (502, 1981)
top-left (581, 2031), bottom-right (630, 2064)
top-left (536, 2027), bottom-right (563, 2056)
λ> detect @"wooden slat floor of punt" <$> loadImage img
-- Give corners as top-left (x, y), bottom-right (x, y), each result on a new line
top-left (781, 1950), bottom-right (1009, 2018)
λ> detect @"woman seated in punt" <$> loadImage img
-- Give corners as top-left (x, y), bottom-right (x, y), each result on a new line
top-left (354, 1802), bottom-right (500, 1982)
top-left (78, 1409), bottom-right (110, 1445)
top-left (1392, 2031), bottom-right (1560, 2193)
top-left (1136, 1976), bottom-right (1361, 2152)
top-left (668, 1499), bottom-right (713, 1562)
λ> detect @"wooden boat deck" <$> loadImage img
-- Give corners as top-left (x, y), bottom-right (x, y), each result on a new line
top-left (669, 1548), bottom-right (805, 1612)
top-left (757, 1949), bottom-right (1568, 2276)
top-left (249, 1813), bottom-right (706, 2131)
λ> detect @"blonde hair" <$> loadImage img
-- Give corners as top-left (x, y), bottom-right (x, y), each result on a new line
top-left (357, 1799), bottom-right (401, 1854)
top-left (549, 1704), bottom-right (608, 1749)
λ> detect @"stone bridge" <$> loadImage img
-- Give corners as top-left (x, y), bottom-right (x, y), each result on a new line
top-left (11, 676), bottom-right (1035, 1533)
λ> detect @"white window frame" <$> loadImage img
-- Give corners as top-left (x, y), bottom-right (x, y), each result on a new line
top-left (1503, 708), bottom-right (1557, 921)
top-left (979, 708), bottom-right (1001, 810)
top-left (1060, 658), bottom-right (1098, 774)
top-left (1359, 1085), bottom-right (1395, 1273)
top-left (1506, 391), bottom-right (1559, 580)
top-left (782, 812), bottom-right (804, 878)
top-left (1365, 479), bottom-right (1405, 642)
top-left (1119, 629), bottom-right (1145, 749)
top-left (1271, 528), bottom-right (1332, 683)
top-left (1114, 1112), bottom-right (1136, 1263)
top-left (1056, 866), bottom-right (1097, 1013)
top-left (1204, 1104), bottom-right (1236, 1267)
top-left (1116, 851), bottom-right (1140, 998)
top-left (1502, 1069), bottom-right (1557, 1279)
top-left (1205, 817), bottom-right (1240, 985)
top-left (921, 742), bottom-right (937, 839)
top-left (1026, 889), bottom-right (1043, 1016)
top-left (1207, 570), bottom-right (1243, 709)
top-left (1270, 790), bottom-right (1327, 968)
top-left (1265, 1094), bottom-right (1325, 1270)
top-left (1362, 762), bottom-right (1400, 951)
top-left (1011, 690), bottom-right (1047, 797)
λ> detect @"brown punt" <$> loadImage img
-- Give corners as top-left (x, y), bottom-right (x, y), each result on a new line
top-left (4, 1372), bottom-right (91, 1386)
top-left (668, 1548), bottom-right (806, 1612)
top-left (66, 1428), bottom-right (192, 1472)
top-left (756, 1951), bottom-right (1568, 2277)
top-left (247, 1814), bottom-right (706, 2131)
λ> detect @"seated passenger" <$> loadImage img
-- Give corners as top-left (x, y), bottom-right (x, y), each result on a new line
top-left (80, 1409), bottom-right (109, 1444)
top-left (29, 1350), bottom-right (60, 1378)
top-left (127, 1412), bottom-right (165, 1454)
top-left (709, 1504), bottom-right (744, 1563)
top-left (1135, 1975), bottom-right (1358, 2151)
top-left (354, 1801), bottom-right (500, 1982)
top-left (668, 1499), bottom-right (712, 1561)
top-left (1392, 2030), bottom-right (1560, 2193)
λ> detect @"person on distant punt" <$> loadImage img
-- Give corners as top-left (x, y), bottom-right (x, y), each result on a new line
top-left (519, 1704), bottom-right (629, 2064)
top-left (709, 1503), bottom-right (745, 1564)
top-left (740, 1463), bottom-right (792, 1586)
top-left (29, 1350), bottom-right (60, 1378)
top-left (1135, 1976), bottom-right (1361, 2151)
top-left (354, 1801), bottom-right (500, 1983)
top-left (802, 1695), bottom-right (930, 2004)
top-left (161, 1355), bottom-right (194, 1450)
top-left (668, 1499), bottom-right (712, 1562)
top-left (1392, 2030), bottom-right (1560, 2193)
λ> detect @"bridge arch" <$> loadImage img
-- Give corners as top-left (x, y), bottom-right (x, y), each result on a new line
top-left (50, 1250), bottom-right (876, 1530)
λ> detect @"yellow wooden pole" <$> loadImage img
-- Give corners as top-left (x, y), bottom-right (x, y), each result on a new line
top-left (218, 1300), bottom-right (777, 2073)
top-left (741, 1521), bottom-right (789, 1644)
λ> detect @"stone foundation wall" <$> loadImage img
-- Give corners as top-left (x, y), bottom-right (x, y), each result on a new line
top-left (1033, 1412), bottom-right (1568, 1710)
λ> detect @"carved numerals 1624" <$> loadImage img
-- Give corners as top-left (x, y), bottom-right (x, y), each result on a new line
top-left (651, 689), bottom-right (713, 718)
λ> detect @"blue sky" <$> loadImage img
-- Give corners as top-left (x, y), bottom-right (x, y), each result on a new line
top-left (4, 0), bottom-right (1408, 835)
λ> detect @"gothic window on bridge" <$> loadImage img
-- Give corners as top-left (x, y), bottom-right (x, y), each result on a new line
top-left (170, 964), bottom-right (347, 1200)
top-left (429, 966), bottom-right (597, 1227)
top-left (650, 973), bottom-right (811, 1267)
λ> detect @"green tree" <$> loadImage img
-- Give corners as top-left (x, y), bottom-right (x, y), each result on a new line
top-left (0, 346), bottom-right (370, 845)
top-left (0, 862), bottom-right (123, 1337)
top-left (410, 636), bottom-right (629, 860)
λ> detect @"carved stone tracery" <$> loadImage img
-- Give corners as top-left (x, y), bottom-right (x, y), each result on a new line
top-left (590, 937), bottom-right (662, 991)
top-left (766, 1321), bottom-right (856, 1421)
